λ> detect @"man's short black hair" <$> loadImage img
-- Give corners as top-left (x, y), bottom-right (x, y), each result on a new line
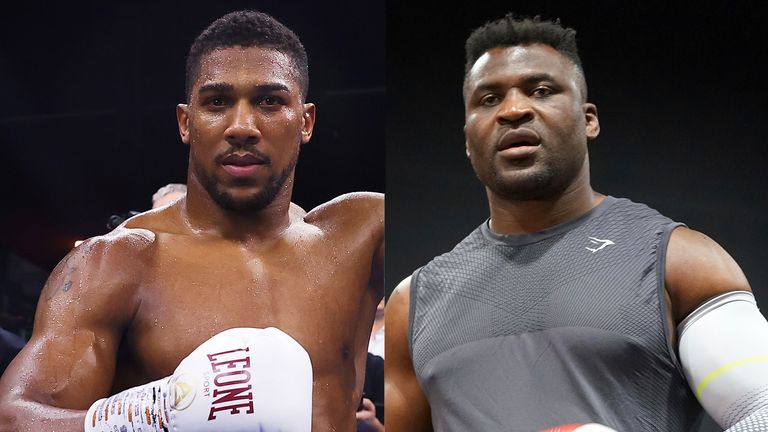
top-left (464, 14), bottom-right (586, 99)
top-left (185, 10), bottom-right (309, 101)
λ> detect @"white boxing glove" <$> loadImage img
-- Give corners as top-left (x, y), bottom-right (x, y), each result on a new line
top-left (85, 327), bottom-right (313, 432)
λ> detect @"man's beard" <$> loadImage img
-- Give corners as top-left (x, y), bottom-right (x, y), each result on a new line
top-left (488, 166), bottom-right (557, 201)
top-left (194, 152), bottom-right (298, 212)
top-left (481, 155), bottom-right (582, 202)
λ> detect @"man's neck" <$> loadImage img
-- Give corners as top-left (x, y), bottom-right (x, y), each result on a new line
top-left (181, 180), bottom-right (293, 242)
top-left (487, 181), bottom-right (604, 236)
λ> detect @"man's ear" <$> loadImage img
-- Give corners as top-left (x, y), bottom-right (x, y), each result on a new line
top-left (300, 103), bottom-right (316, 144)
top-left (464, 124), bottom-right (472, 159)
top-left (176, 104), bottom-right (190, 145)
top-left (584, 103), bottom-right (600, 140)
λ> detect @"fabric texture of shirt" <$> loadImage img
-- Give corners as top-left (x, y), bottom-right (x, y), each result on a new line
top-left (409, 196), bottom-right (702, 431)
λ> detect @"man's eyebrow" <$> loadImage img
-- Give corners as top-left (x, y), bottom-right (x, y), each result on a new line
top-left (252, 83), bottom-right (291, 93)
top-left (197, 82), bottom-right (234, 94)
top-left (471, 72), bottom-right (560, 95)
top-left (518, 72), bottom-right (559, 85)
top-left (197, 82), bottom-right (291, 95)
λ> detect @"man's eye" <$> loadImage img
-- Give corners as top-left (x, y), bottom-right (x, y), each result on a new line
top-left (479, 95), bottom-right (501, 106)
top-left (531, 87), bottom-right (553, 97)
top-left (259, 96), bottom-right (282, 106)
top-left (209, 97), bottom-right (227, 106)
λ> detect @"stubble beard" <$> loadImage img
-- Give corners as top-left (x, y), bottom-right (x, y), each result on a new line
top-left (194, 152), bottom-right (298, 212)
top-left (484, 164), bottom-right (560, 201)
top-left (481, 152), bottom-right (584, 202)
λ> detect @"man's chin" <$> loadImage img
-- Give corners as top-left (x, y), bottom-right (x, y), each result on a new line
top-left (193, 154), bottom-right (297, 213)
top-left (211, 188), bottom-right (278, 212)
top-left (487, 170), bottom-right (559, 201)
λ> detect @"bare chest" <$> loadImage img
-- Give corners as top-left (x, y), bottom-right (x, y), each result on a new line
top-left (122, 234), bottom-right (374, 380)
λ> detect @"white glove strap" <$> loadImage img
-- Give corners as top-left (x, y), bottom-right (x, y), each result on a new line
top-left (85, 377), bottom-right (171, 432)
top-left (678, 291), bottom-right (768, 428)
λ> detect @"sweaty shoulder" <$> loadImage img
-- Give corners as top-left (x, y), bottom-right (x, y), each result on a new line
top-left (304, 192), bottom-right (384, 232)
top-left (666, 226), bottom-right (751, 322)
top-left (60, 207), bottom-right (167, 296)
top-left (34, 223), bottom-right (157, 333)
top-left (71, 224), bottom-right (157, 285)
top-left (122, 201), bottom-right (187, 236)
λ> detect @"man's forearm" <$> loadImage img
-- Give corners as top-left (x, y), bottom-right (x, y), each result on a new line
top-left (0, 397), bottom-right (87, 432)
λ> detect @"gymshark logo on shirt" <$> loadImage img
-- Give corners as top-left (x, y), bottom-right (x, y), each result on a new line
top-left (586, 237), bottom-right (615, 253)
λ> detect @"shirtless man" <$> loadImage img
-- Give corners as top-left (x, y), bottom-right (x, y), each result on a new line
top-left (0, 10), bottom-right (383, 432)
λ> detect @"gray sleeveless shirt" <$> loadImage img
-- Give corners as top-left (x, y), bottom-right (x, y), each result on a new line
top-left (409, 197), bottom-right (702, 431)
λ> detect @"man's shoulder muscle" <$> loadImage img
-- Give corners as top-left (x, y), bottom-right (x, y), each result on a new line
top-left (124, 204), bottom-right (185, 235)
top-left (35, 227), bottom-right (155, 329)
top-left (305, 192), bottom-right (384, 232)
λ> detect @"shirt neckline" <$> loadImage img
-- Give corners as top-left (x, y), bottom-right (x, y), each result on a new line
top-left (480, 196), bottom-right (617, 246)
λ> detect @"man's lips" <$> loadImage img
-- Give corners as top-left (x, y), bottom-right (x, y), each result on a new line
top-left (221, 153), bottom-right (268, 166)
top-left (496, 128), bottom-right (541, 159)
top-left (496, 128), bottom-right (541, 151)
top-left (220, 152), bottom-right (268, 177)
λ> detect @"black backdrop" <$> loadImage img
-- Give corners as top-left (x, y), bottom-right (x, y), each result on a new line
top-left (386, 3), bottom-right (766, 430)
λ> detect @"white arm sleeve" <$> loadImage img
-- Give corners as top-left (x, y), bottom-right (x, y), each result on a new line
top-left (725, 405), bottom-right (768, 431)
top-left (678, 291), bottom-right (768, 429)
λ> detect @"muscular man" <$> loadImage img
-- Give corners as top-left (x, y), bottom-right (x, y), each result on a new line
top-left (0, 10), bottom-right (383, 432)
top-left (386, 14), bottom-right (768, 431)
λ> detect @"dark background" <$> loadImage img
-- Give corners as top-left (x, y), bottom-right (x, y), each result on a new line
top-left (386, 2), bottom-right (766, 430)
top-left (0, 2), bottom-right (384, 339)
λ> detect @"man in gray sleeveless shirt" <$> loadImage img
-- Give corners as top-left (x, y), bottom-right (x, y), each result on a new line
top-left (386, 14), bottom-right (768, 432)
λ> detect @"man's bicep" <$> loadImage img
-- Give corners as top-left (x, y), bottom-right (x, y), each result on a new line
top-left (362, 192), bottom-right (384, 295)
top-left (3, 243), bottom-right (131, 409)
top-left (370, 238), bottom-right (384, 296)
top-left (385, 277), bottom-right (433, 431)
top-left (665, 226), bottom-right (751, 322)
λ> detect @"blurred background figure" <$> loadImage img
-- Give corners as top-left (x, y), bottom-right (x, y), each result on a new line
top-left (105, 211), bottom-right (141, 231)
top-left (368, 298), bottom-right (385, 359)
top-left (104, 183), bottom-right (186, 232)
top-left (151, 183), bottom-right (187, 209)
top-left (0, 249), bottom-right (47, 375)
top-left (357, 298), bottom-right (385, 431)
top-left (0, 327), bottom-right (25, 373)
top-left (357, 351), bottom-right (384, 432)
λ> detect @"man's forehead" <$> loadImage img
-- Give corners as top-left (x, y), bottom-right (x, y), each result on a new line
top-left (194, 46), bottom-right (301, 92)
top-left (467, 44), bottom-right (576, 86)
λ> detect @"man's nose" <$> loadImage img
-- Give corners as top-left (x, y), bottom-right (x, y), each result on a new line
top-left (225, 101), bottom-right (261, 145)
top-left (496, 91), bottom-right (534, 126)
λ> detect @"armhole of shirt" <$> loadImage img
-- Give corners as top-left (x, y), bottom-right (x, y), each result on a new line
top-left (408, 267), bottom-right (423, 363)
top-left (656, 222), bottom-right (687, 375)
